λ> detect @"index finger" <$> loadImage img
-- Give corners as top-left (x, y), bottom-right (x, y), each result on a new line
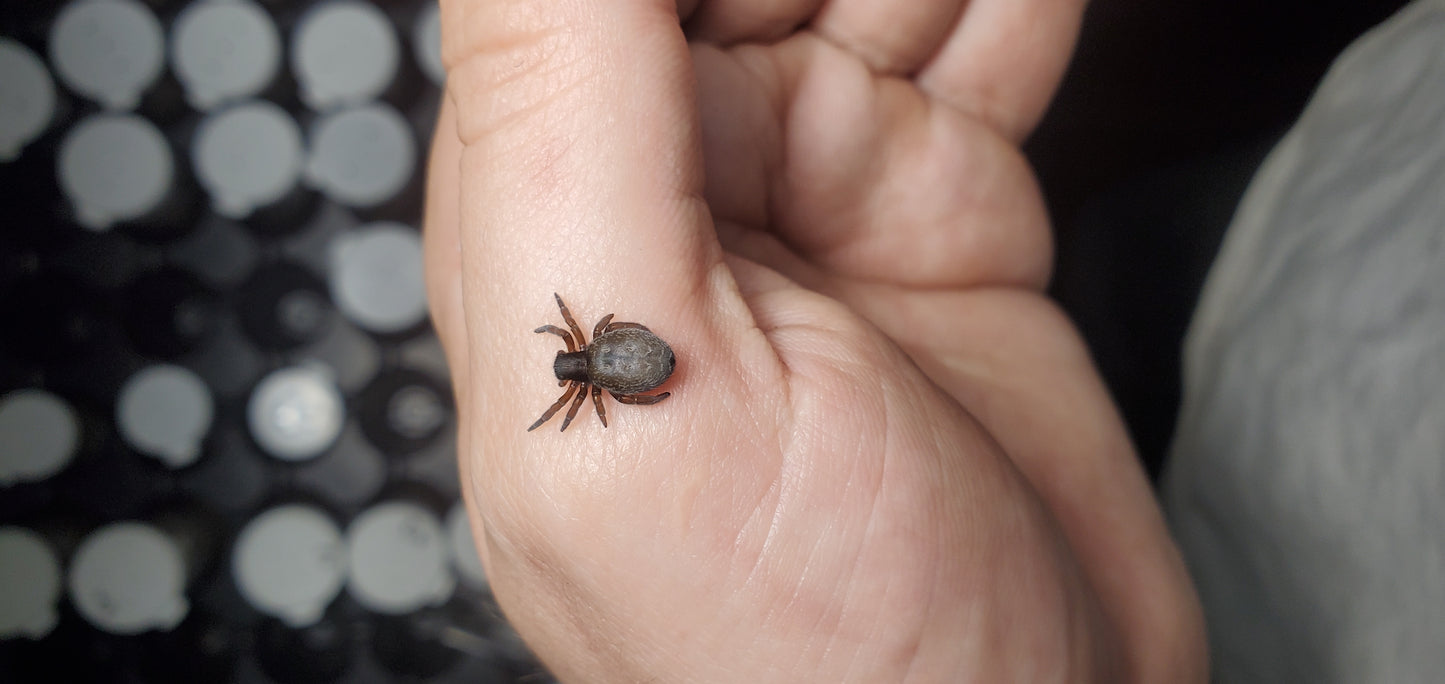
top-left (441, 0), bottom-right (719, 303)
top-left (438, 0), bottom-right (761, 425)
top-left (437, 0), bottom-right (801, 446)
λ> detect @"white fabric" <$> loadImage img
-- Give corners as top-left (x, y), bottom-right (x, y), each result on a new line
top-left (1163, 1), bottom-right (1445, 681)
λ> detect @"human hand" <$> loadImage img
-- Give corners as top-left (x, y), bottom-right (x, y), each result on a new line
top-left (424, 1), bottom-right (1207, 681)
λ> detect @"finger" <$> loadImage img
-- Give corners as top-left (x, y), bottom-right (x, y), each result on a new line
top-left (438, 0), bottom-right (750, 430)
top-left (917, 0), bottom-right (1087, 140)
top-left (698, 37), bottom-right (1053, 289)
top-left (811, 0), bottom-right (969, 75)
top-left (684, 0), bottom-right (822, 44)
top-left (439, 0), bottom-right (715, 295)
top-left (688, 0), bottom-right (1079, 139)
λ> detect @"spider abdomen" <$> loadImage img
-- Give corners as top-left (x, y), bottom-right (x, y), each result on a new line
top-left (587, 328), bottom-right (675, 395)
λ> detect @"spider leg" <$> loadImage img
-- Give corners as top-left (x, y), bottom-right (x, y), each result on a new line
top-left (558, 382), bottom-right (589, 432)
top-left (554, 293), bottom-right (587, 346)
top-left (592, 314), bottom-right (614, 342)
top-left (610, 391), bottom-right (670, 405)
top-left (537, 324), bottom-right (575, 387)
top-left (527, 382), bottom-right (580, 431)
top-left (590, 384), bottom-right (607, 427)
top-left (603, 321), bottom-right (652, 333)
top-left (534, 324), bottom-right (576, 352)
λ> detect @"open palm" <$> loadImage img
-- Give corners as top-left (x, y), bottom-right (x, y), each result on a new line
top-left (425, 1), bottom-right (1205, 681)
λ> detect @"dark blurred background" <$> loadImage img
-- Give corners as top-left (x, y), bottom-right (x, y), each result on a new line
top-left (1031, 0), bottom-right (1412, 478)
top-left (0, 1), bottom-right (535, 681)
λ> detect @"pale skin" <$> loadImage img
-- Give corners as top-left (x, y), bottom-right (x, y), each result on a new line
top-left (425, 0), bottom-right (1208, 681)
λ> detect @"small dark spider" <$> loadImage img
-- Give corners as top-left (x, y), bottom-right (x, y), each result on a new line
top-left (527, 293), bottom-right (676, 432)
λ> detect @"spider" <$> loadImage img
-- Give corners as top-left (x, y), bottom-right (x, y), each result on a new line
top-left (527, 294), bottom-right (676, 432)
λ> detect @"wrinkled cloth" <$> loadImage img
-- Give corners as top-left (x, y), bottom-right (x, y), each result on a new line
top-left (1163, 0), bottom-right (1445, 681)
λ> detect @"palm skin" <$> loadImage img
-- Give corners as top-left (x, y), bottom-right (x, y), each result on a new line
top-left (425, 1), bottom-right (1207, 682)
